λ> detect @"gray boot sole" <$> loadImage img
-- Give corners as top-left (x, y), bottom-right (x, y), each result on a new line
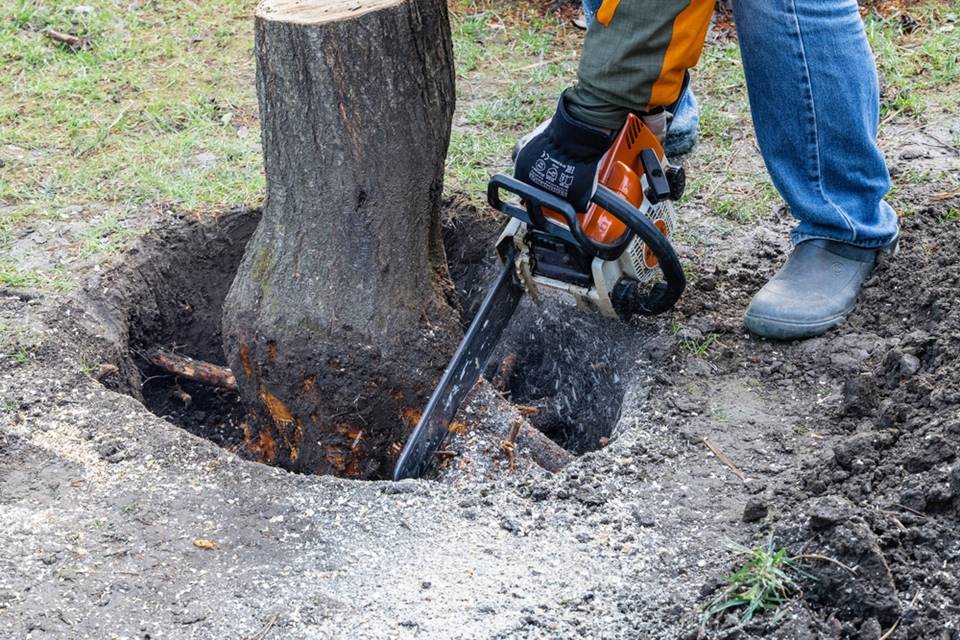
top-left (743, 306), bottom-right (853, 341)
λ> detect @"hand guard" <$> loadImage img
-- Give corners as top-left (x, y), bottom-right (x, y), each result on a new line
top-left (513, 97), bottom-right (616, 213)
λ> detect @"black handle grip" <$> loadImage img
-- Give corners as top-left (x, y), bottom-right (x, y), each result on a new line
top-left (640, 149), bottom-right (672, 204)
top-left (487, 175), bottom-right (632, 261)
top-left (487, 175), bottom-right (685, 315)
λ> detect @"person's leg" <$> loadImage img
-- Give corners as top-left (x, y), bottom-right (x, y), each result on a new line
top-left (663, 85), bottom-right (699, 157)
top-left (732, 0), bottom-right (899, 339)
top-left (572, 0), bottom-right (708, 155)
top-left (732, 0), bottom-right (897, 248)
top-left (581, 0), bottom-right (602, 28)
top-left (567, 0), bottom-right (715, 129)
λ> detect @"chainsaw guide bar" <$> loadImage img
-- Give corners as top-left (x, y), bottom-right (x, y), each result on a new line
top-left (392, 249), bottom-right (524, 481)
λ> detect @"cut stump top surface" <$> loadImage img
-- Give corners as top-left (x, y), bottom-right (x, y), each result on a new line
top-left (256, 0), bottom-right (405, 24)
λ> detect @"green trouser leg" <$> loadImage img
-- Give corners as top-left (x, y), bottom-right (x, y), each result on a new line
top-left (566, 0), bottom-right (716, 130)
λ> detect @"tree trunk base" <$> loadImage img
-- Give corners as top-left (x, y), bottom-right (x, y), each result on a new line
top-left (222, 0), bottom-right (459, 479)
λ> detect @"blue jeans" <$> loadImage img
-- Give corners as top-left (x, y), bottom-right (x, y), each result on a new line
top-left (580, 0), bottom-right (898, 248)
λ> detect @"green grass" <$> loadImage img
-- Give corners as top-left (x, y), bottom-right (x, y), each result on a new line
top-left (0, 263), bottom-right (71, 290)
top-left (2, 0), bottom-right (958, 287)
top-left (941, 208), bottom-right (960, 223)
top-left (0, 0), bottom-right (263, 212)
top-left (446, 130), bottom-right (515, 205)
top-left (865, 4), bottom-right (960, 118)
top-left (79, 214), bottom-right (141, 257)
top-left (680, 333), bottom-right (721, 358)
top-left (445, 2), bottom-right (579, 203)
top-left (0, 0), bottom-right (263, 290)
top-left (13, 348), bottom-right (30, 365)
top-left (450, 11), bottom-right (492, 76)
top-left (681, 32), bottom-right (763, 226)
top-left (0, 265), bottom-right (44, 289)
top-left (702, 541), bottom-right (810, 627)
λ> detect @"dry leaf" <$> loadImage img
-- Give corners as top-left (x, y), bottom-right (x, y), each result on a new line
top-left (193, 539), bottom-right (219, 550)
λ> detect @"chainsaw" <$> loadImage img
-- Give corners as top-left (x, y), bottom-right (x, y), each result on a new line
top-left (393, 113), bottom-right (686, 480)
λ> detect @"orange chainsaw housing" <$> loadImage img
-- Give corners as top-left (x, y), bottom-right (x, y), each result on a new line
top-left (541, 113), bottom-right (667, 263)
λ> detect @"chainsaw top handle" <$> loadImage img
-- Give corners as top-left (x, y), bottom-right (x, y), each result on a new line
top-left (487, 175), bottom-right (685, 316)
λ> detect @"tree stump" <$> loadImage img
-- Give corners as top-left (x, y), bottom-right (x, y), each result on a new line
top-left (222, 0), bottom-right (459, 478)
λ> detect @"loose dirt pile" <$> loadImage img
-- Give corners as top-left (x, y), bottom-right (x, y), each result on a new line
top-left (673, 173), bottom-right (960, 636)
top-left (777, 201), bottom-right (960, 639)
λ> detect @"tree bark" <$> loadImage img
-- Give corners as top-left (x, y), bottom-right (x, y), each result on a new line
top-left (222, 0), bottom-right (459, 478)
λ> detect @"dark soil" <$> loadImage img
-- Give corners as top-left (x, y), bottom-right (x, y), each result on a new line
top-left (89, 208), bottom-right (259, 453)
top-left (140, 378), bottom-right (245, 450)
top-left (777, 199), bottom-right (960, 639)
top-left (674, 180), bottom-right (960, 638)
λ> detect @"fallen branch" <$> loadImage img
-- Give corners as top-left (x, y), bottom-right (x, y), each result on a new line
top-left (702, 438), bottom-right (749, 482)
top-left (43, 28), bottom-right (90, 50)
top-left (147, 349), bottom-right (238, 392)
top-left (796, 553), bottom-right (858, 576)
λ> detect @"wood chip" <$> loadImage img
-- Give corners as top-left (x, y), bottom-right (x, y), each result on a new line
top-left (94, 363), bottom-right (119, 380)
top-left (193, 539), bottom-right (219, 550)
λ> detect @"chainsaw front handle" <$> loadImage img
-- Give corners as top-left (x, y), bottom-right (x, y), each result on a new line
top-left (487, 175), bottom-right (685, 316)
top-left (487, 175), bottom-right (632, 261)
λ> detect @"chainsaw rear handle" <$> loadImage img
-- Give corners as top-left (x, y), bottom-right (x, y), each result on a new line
top-left (487, 175), bottom-right (632, 262)
top-left (487, 175), bottom-right (685, 315)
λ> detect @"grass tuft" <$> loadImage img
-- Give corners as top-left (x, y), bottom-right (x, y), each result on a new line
top-left (702, 540), bottom-right (811, 628)
top-left (680, 333), bottom-right (720, 357)
top-left (940, 208), bottom-right (960, 224)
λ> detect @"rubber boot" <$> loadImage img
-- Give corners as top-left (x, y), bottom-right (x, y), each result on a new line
top-left (744, 238), bottom-right (894, 340)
